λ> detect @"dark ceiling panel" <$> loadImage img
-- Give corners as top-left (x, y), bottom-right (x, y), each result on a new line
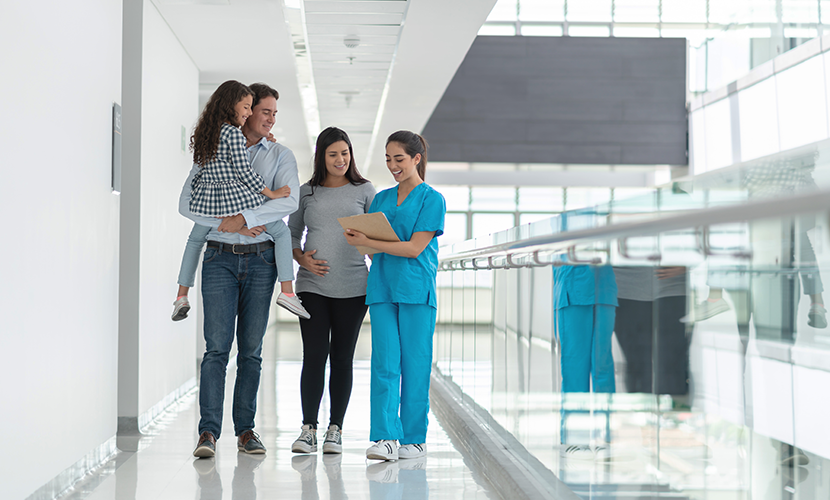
top-left (422, 36), bottom-right (688, 166)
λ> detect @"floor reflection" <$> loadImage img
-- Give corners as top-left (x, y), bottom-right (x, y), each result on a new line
top-left (367, 458), bottom-right (429, 500)
top-left (435, 321), bottom-right (830, 500)
top-left (57, 323), bottom-right (493, 500)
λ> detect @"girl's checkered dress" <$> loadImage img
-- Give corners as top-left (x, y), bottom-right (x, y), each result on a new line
top-left (189, 123), bottom-right (267, 217)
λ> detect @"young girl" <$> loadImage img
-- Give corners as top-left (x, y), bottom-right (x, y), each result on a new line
top-left (343, 130), bottom-right (446, 461)
top-left (172, 80), bottom-right (309, 321)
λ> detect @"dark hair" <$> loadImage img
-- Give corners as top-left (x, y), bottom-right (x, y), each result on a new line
top-left (191, 80), bottom-right (253, 166)
top-left (308, 127), bottom-right (368, 194)
top-left (386, 130), bottom-right (428, 181)
top-left (248, 82), bottom-right (279, 109)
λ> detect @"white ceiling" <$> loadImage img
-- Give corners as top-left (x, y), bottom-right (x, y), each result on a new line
top-left (150, 0), bottom-right (497, 185)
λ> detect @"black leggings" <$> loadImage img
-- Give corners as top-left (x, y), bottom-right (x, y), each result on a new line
top-left (297, 292), bottom-right (368, 429)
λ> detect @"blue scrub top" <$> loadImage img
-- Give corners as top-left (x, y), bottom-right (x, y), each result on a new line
top-left (553, 265), bottom-right (618, 310)
top-left (366, 183), bottom-right (446, 308)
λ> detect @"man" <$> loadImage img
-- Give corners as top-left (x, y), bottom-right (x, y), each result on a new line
top-left (179, 83), bottom-right (299, 457)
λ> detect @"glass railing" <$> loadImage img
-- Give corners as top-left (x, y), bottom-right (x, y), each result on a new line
top-left (434, 140), bottom-right (830, 499)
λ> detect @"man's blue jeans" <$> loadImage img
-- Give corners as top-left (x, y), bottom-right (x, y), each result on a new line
top-left (198, 245), bottom-right (277, 439)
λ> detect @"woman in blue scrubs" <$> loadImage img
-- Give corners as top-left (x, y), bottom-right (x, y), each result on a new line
top-left (344, 130), bottom-right (446, 462)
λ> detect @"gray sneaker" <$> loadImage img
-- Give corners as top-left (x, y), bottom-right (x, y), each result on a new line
top-left (291, 424), bottom-right (317, 453)
top-left (172, 296), bottom-right (191, 321)
top-left (193, 431), bottom-right (216, 458)
top-left (277, 293), bottom-right (311, 319)
top-left (322, 424), bottom-right (342, 454)
top-left (237, 429), bottom-right (266, 454)
top-left (808, 304), bottom-right (827, 328)
top-left (680, 298), bottom-right (730, 323)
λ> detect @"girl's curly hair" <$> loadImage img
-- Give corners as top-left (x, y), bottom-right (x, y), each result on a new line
top-left (190, 80), bottom-right (253, 166)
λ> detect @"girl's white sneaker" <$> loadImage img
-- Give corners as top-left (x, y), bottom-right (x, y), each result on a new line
top-left (366, 440), bottom-right (398, 461)
top-left (398, 443), bottom-right (426, 459)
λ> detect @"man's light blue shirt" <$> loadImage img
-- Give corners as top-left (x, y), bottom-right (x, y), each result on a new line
top-left (178, 137), bottom-right (300, 244)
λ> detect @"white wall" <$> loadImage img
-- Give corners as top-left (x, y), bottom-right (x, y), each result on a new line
top-left (690, 38), bottom-right (830, 174)
top-left (136, 0), bottom-right (199, 417)
top-left (0, 1), bottom-right (123, 498)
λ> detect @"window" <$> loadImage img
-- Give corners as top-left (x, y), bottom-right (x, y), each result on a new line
top-left (471, 187), bottom-right (516, 212)
top-left (472, 213), bottom-right (516, 238)
top-left (518, 187), bottom-right (563, 212)
top-left (519, 0), bottom-right (564, 22)
top-left (521, 24), bottom-right (564, 36)
top-left (613, 0), bottom-right (659, 23)
top-left (437, 186), bottom-right (470, 211)
top-left (486, 0), bottom-right (518, 22)
top-left (661, 0), bottom-right (707, 22)
top-left (442, 213), bottom-right (469, 247)
top-left (566, 0), bottom-right (612, 22)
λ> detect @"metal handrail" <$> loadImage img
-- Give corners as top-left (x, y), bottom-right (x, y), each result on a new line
top-left (438, 189), bottom-right (830, 270)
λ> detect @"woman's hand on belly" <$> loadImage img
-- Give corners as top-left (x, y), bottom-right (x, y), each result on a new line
top-left (295, 249), bottom-right (329, 277)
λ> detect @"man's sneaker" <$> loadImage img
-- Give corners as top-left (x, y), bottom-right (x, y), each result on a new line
top-left (237, 429), bottom-right (266, 454)
top-left (193, 431), bottom-right (216, 458)
top-left (277, 293), bottom-right (311, 319)
top-left (680, 298), bottom-right (730, 323)
top-left (808, 304), bottom-right (827, 328)
top-left (172, 296), bottom-right (191, 321)
top-left (322, 424), bottom-right (342, 454)
top-left (398, 443), bottom-right (426, 459)
top-left (291, 424), bottom-right (317, 453)
top-left (236, 452), bottom-right (266, 472)
top-left (366, 440), bottom-right (398, 461)
top-left (192, 457), bottom-right (216, 477)
top-left (559, 444), bottom-right (594, 460)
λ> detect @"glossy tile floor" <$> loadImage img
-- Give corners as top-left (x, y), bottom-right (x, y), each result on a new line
top-left (58, 323), bottom-right (495, 500)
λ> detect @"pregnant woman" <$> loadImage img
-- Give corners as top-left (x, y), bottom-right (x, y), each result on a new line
top-left (287, 127), bottom-right (376, 454)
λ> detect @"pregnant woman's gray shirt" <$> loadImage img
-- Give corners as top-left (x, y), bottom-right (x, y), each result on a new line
top-left (288, 182), bottom-right (376, 298)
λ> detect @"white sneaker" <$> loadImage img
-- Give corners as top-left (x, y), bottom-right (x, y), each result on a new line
top-left (322, 424), bottom-right (342, 454)
top-left (592, 445), bottom-right (610, 461)
top-left (366, 461), bottom-right (399, 483)
top-left (680, 298), bottom-right (730, 323)
top-left (592, 445), bottom-right (635, 462)
top-left (366, 440), bottom-right (398, 461)
top-left (809, 304), bottom-right (827, 329)
top-left (398, 456), bottom-right (427, 470)
top-left (277, 293), bottom-right (311, 319)
top-left (559, 444), bottom-right (594, 460)
top-left (291, 425), bottom-right (317, 453)
top-left (171, 296), bottom-right (190, 321)
top-left (397, 443), bottom-right (426, 459)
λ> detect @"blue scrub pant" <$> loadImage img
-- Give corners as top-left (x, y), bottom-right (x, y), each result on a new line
top-left (557, 304), bottom-right (616, 393)
top-left (369, 303), bottom-right (436, 444)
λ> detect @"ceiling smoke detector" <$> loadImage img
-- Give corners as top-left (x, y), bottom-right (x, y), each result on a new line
top-left (344, 35), bottom-right (360, 49)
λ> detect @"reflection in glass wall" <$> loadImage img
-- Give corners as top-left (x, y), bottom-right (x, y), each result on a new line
top-left (435, 150), bottom-right (830, 499)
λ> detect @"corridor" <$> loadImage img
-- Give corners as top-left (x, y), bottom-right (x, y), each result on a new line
top-left (56, 323), bottom-right (494, 500)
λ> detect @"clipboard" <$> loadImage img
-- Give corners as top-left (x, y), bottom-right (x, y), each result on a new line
top-left (338, 212), bottom-right (400, 255)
